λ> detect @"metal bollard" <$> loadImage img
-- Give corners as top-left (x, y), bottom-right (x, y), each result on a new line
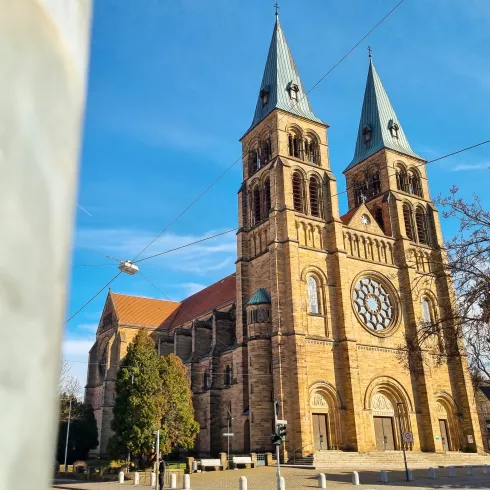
top-left (150, 472), bottom-right (156, 488)
top-left (239, 476), bottom-right (248, 490)
top-left (380, 470), bottom-right (388, 483)
top-left (428, 467), bottom-right (436, 479)
top-left (280, 476), bottom-right (286, 490)
top-left (467, 465), bottom-right (473, 476)
top-left (170, 473), bottom-right (177, 489)
top-left (449, 466), bottom-right (456, 477)
top-left (352, 471), bottom-right (360, 486)
top-left (484, 465), bottom-right (489, 475)
top-left (134, 472), bottom-right (140, 485)
top-left (407, 469), bottom-right (413, 482)
top-left (192, 461), bottom-right (198, 473)
top-left (119, 471), bottom-right (125, 484)
top-left (318, 473), bottom-right (327, 488)
top-left (184, 474), bottom-right (191, 490)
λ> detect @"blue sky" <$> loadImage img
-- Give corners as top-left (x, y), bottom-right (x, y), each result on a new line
top-left (65, 0), bottom-right (490, 387)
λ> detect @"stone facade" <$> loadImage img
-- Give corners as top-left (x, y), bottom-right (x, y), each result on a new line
top-left (85, 17), bottom-right (484, 459)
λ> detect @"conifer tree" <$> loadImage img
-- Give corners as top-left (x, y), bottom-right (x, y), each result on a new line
top-left (110, 330), bottom-right (165, 457)
top-left (158, 354), bottom-right (200, 454)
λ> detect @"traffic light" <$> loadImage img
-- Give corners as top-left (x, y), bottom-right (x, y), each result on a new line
top-left (279, 424), bottom-right (286, 442)
top-left (271, 424), bottom-right (287, 445)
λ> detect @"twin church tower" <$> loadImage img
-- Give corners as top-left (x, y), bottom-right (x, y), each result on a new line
top-left (87, 12), bottom-right (483, 460)
top-left (235, 13), bottom-right (481, 457)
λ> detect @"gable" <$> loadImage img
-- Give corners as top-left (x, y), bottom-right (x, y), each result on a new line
top-left (341, 203), bottom-right (384, 235)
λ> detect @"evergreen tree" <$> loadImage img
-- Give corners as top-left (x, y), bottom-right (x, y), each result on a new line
top-left (158, 354), bottom-right (200, 454)
top-left (110, 330), bottom-right (165, 457)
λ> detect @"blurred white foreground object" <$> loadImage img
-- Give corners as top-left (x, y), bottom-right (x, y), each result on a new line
top-left (0, 1), bottom-right (92, 489)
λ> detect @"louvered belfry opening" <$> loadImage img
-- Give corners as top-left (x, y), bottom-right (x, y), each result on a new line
top-left (403, 204), bottom-right (414, 241)
top-left (292, 172), bottom-right (304, 212)
top-left (309, 176), bottom-right (321, 217)
top-left (250, 151), bottom-right (258, 175)
top-left (264, 178), bottom-right (272, 214)
top-left (253, 187), bottom-right (261, 224)
top-left (415, 207), bottom-right (429, 245)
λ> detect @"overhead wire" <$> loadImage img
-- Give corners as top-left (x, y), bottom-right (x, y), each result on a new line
top-left (65, 272), bottom-right (123, 325)
top-left (330, 139), bottom-right (490, 200)
top-left (67, 0), bottom-right (407, 324)
top-left (128, 0), bottom-right (406, 264)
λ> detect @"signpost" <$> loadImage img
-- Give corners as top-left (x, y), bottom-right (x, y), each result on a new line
top-left (226, 406), bottom-right (233, 470)
top-left (396, 403), bottom-right (409, 481)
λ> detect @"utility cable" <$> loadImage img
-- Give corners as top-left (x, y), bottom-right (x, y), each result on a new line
top-left (67, 1), bottom-right (407, 325)
top-left (65, 272), bottom-right (122, 325)
top-left (126, 0), bottom-right (406, 263)
top-left (135, 228), bottom-right (238, 264)
top-left (331, 139), bottom-right (490, 199)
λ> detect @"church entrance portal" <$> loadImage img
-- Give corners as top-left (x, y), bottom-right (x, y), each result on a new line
top-left (374, 416), bottom-right (395, 450)
top-left (312, 413), bottom-right (329, 450)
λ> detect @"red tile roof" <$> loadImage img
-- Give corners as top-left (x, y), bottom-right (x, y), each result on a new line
top-left (161, 274), bottom-right (236, 330)
top-left (111, 293), bottom-right (180, 328)
top-left (340, 207), bottom-right (358, 225)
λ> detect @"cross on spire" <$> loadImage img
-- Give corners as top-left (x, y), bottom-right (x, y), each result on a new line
top-left (368, 46), bottom-right (372, 58)
top-left (274, 2), bottom-right (279, 18)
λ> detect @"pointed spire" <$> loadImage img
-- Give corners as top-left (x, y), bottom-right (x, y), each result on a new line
top-left (345, 57), bottom-right (423, 172)
top-left (244, 15), bottom-right (323, 136)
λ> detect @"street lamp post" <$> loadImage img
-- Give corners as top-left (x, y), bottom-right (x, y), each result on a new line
top-left (154, 430), bottom-right (160, 489)
top-left (63, 398), bottom-right (72, 473)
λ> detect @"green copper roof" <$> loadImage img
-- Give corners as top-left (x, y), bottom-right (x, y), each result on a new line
top-left (247, 288), bottom-right (271, 306)
top-left (345, 58), bottom-right (424, 172)
top-left (244, 16), bottom-right (323, 136)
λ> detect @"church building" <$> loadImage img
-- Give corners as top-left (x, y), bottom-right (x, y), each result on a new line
top-left (85, 13), bottom-right (484, 462)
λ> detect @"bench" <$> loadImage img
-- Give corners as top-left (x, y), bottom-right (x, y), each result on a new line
top-left (232, 456), bottom-right (255, 469)
top-left (200, 459), bottom-right (223, 471)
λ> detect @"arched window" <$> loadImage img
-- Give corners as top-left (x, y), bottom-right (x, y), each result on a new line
top-left (250, 150), bottom-right (258, 175)
top-left (415, 207), bottom-right (429, 245)
top-left (292, 172), bottom-right (304, 212)
top-left (374, 207), bottom-right (384, 232)
top-left (408, 171), bottom-right (423, 197)
top-left (421, 297), bottom-right (434, 325)
top-left (264, 178), bottom-right (272, 214)
top-left (203, 371), bottom-right (209, 390)
top-left (309, 176), bottom-right (321, 217)
top-left (304, 136), bottom-right (319, 164)
top-left (261, 139), bottom-right (272, 166)
top-left (403, 204), bottom-right (415, 241)
top-left (368, 171), bottom-right (381, 196)
top-left (307, 276), bottom-right (320, 314)
top-left (354, 178), bottom-right (368, 206)
top-left (396, 166), bottom-right (409, 193)
top-left (225, 365), bottom-right (231, 386)
top-left (288, 131), bottom-right (302, 159)
top-left (252, 187), bottom-right (261, 225)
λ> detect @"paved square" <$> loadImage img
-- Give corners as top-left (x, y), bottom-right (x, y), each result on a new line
top-left (54, 466), bottom-right (490, 490)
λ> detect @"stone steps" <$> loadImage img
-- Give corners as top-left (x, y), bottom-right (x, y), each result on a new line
top-left (309, 451), bottom-right (489, 469)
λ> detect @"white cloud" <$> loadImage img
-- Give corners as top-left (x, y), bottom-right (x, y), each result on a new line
top-left (63, 339), bottom-right (94, 357)
top-left (74, 228), bottom-right (236, 275)
top-left (452, 163), bottom-right (490, 172)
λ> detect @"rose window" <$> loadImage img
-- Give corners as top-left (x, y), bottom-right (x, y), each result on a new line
top-left (353, 277), bottom-right (394, 331)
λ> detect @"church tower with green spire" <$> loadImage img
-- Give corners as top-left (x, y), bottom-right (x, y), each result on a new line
top-left (232, 14), bottom-right (482, 460)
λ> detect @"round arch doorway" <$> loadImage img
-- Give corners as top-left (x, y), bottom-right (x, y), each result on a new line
top-left (309, 383), bottom-right (342, 451)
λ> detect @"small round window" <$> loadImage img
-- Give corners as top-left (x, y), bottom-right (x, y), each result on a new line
top-left (353, 277), bottom-right (395, 332)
